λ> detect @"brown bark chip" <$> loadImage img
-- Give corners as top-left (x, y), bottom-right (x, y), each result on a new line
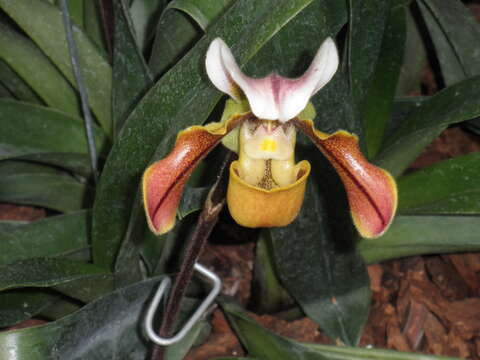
top-left (185, 310), bottom-right (245, 360)
top-left (426, 256), bottom-right (470, 300)
top-left (424, 312), bottom-right (447, 356)
top-left (448, 254), bottom-right (480, 295)
top-left (403, 301), bottom-right (428, 350)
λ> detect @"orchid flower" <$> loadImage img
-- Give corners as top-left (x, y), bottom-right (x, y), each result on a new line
top-left (143, 37), bottom-right (397, 239)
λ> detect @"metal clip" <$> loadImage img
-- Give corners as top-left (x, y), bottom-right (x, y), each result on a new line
top-left (144, 263), bottom-right (222, 346)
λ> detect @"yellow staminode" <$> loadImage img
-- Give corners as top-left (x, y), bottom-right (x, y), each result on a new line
top-left (260, 139), bottom-right (277, 152)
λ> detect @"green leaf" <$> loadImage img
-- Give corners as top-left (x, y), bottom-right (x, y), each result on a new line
top-left (178, 186), bottom-right (209, 218)
top-left (306, 344), bottom-right (458, 360)
top-left (0, 22), bottom-right (80, 116)
top-left (252, 229), bottom-right (294, 313)
top-left (142, 213), bottom-right (199, 276)
top-left (398, 153), bottom-right (480, 214)
top-left (129, 0), bottom-right (166, 53)
top-left (223, 300), bottom-right (458, 360)
top-left (148, 9), bottom-right (201, 77)
top-left (270, 139), bottom-right (370, 346)
top-left (271, 178), bottom-right (370, 346)
top-left (395, 9), bottom-right (427, 96)
top-left (14, 153), bottom-right (94, 178)
top-left (0, 60), bottom-right (42, 104)
top-left (364, 6), bottom-right (406, 158)
top-left (387, 97), bottom-right (427, 139)
top-left (377, 76), bottom-right (480, 177)
top-left (57, 0), bottom-right (85, 28)
top-left (359, 215), bottom-right (480, 264)
top-left (38, 297), bottom-right (82, 321)
top-left (113, 200), bottom-right (144, 287)
top-left (0, 211), bottom-right (90, 266)
top-left (0, 276), bottom-right (203, 359)
top-left (53, 274), bottom-right (114, 303)
top-left (114, 168), bottom-right (211, 285)
top-left (246, 0), bottom-right (346, 77)
top-left (419, 0), bottom-right (480, 86)
top-left (348, 0), bottom-right (391, 116)
top-left (0, 0), bottom-right (112, 134)
top-left (418, 0), bottom-right (480, 134)
top-left (113, 0), bottom-right (153, 135)
top-left (392, 0), bottom-right (413, 8)
top-left (167, 0), bottom-right (233, 30)
top-left (83, 0), bottom-right (106, 51)
top-left (0, 100), bottom-right (107, 160)
top-left (0, 79), bottom-right (13, 98)
top-left (0, 258), bottom-right (107, 292)
top-left (164, 320), bottom-right (208, 360)
top-left (92, 0), bottom-right (316, 270)
top-left (0, 160), bottom-right (92, 212)
top-left (0, 290), bottom-right (61, 327)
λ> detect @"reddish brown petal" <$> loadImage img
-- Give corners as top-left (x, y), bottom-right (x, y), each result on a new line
top-left (294, 119), bottom-right (397, 238)
top-left (142, 115), bottom-right (247, 235)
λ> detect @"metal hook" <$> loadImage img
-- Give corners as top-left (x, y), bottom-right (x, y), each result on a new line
top-left (144, 263), bottom-right (222, 346)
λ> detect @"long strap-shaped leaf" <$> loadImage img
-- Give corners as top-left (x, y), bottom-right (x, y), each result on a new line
top-left (0, 277), bottom-right (164, 359)
top-left (377, 75), bottom-right (480, 177)
top-left (0, 0), bottom-right (112, 135)
top-left (419, 0), bottom-right (480, 86)
top-left (0, 258), bottom-right (106, 292)
top-left (112, 0), bottom-right (153, 136)
top-left (0, 22), bottom-right (80, 116)
top-left (0, 211), bottom-right (90, 266)
top-left (398, 153), bottom-right (480, 215)
top-left (363, 5), bottom-right (406, 158)
top-left (359, 215), bottom-right (480, 264)
top-left (0, 60), bottom-right (42, 104)
top-left (0, 100), bottom-right (107, 160)
top-left (0, 161), bottom-right (91, 212)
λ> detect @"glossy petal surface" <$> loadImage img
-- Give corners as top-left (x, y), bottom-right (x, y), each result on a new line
top-left (227, 160), bottom-right (310, 228)
top-left (206, 37), bottom-right (339, 122)
top-left (143, 115), bottom-right (247, 235)
top-left (294, 119), bottom-right (397, 238)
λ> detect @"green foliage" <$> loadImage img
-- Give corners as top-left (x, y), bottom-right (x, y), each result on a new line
top-left (271, 163), bottom-right (370, 346)
top-left (0, 211), bottom-right (90, 266)
top-left (364, 6), bottom-right (406, 158)
top-left (359, 215), bottom-right (480, 264)
top-left (223, 300), bottom-right (457, 360)
top-left (0, 0), bottom-right (112, 134)
top-left (0, 0), bottom-right (478, 358)
top-left (0, 161), bottom-right (92, 212)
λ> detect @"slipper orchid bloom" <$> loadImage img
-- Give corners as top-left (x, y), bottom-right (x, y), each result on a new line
top-left (143, 37), bottom-right (397, 238)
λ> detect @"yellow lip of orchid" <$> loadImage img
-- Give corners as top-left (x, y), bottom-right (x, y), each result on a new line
top-left (142, 37), bottom-right (398, 238)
